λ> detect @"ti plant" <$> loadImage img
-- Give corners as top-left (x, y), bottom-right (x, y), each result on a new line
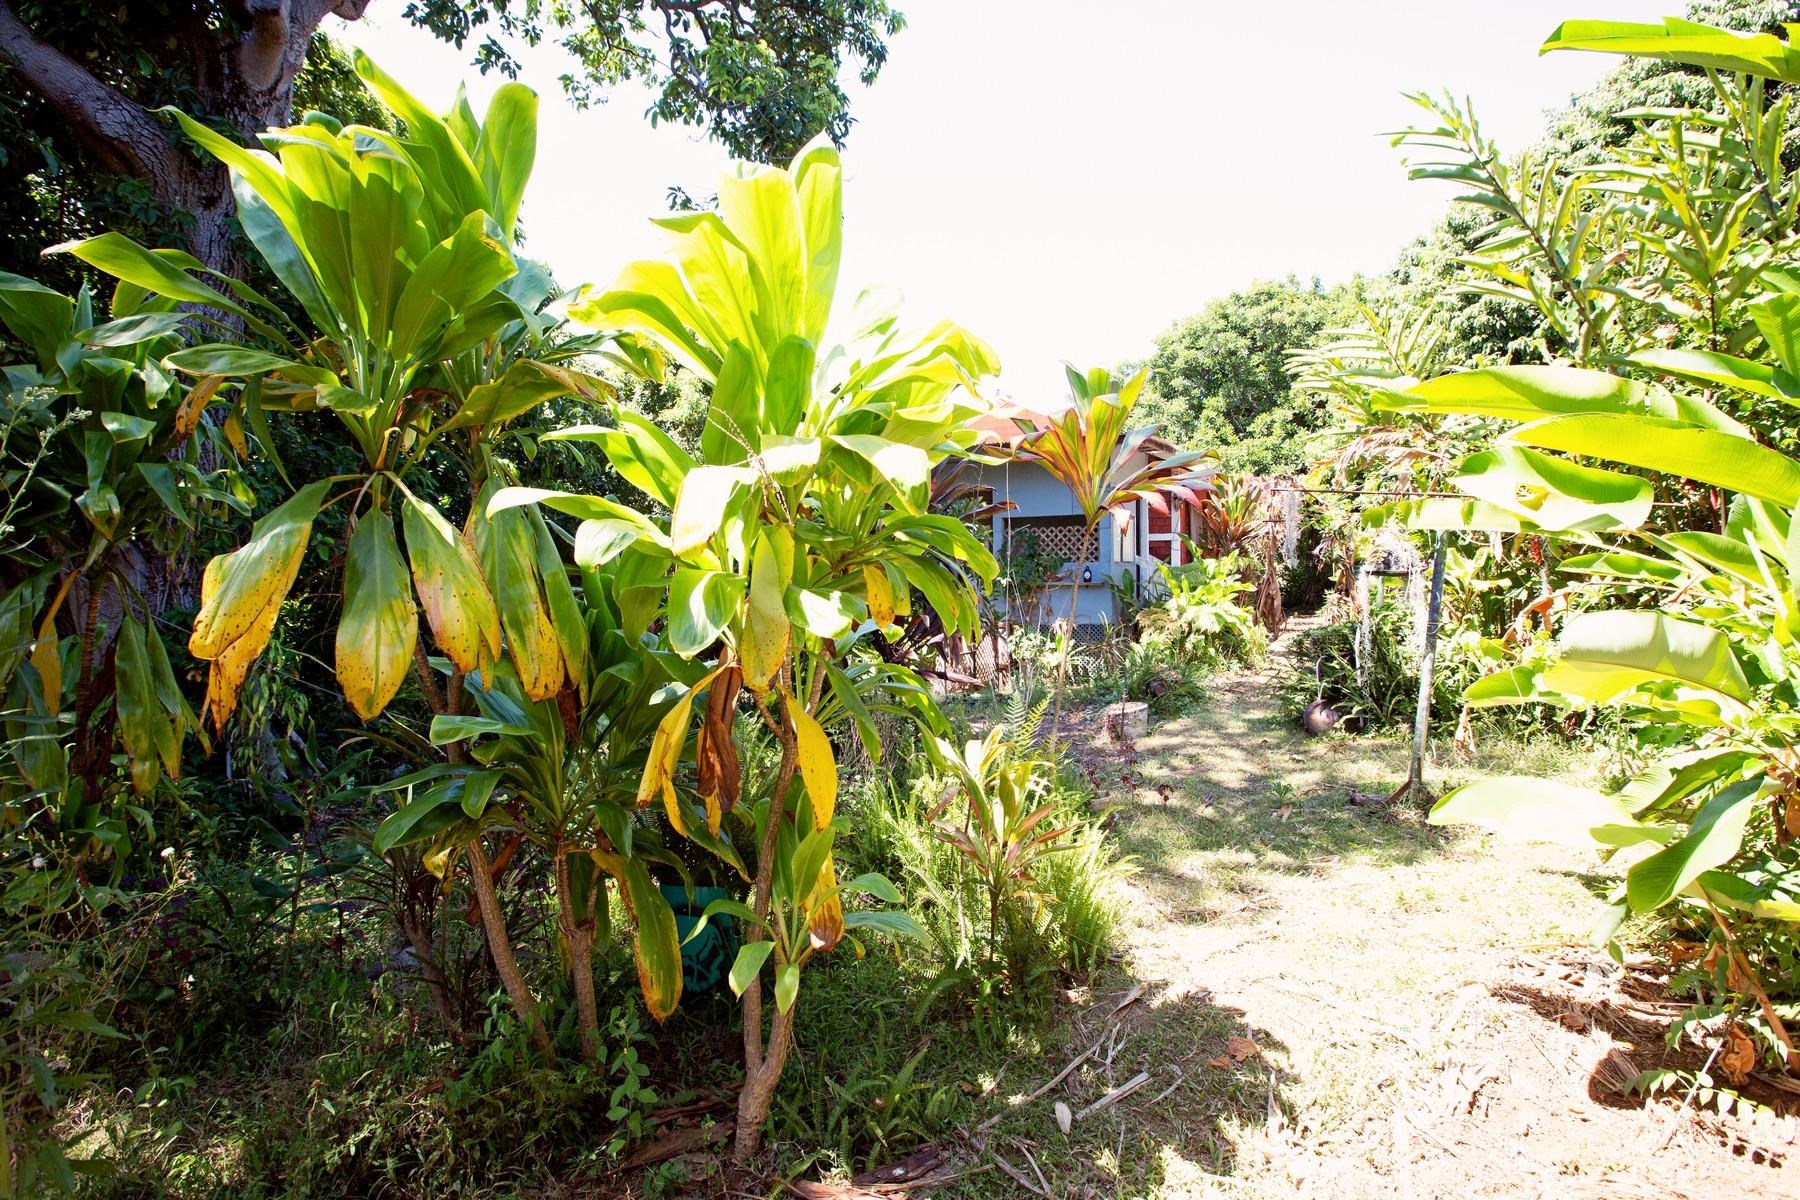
top-left (1011, 365), bottom-right (1208, 725)
top-left (46, 56), bottom-right (652, 1056)
top-left (927, 725), bottom-right (1069, 975)
top-left (49, 51), bottom-right (631, 729)
top-left (0, 274), bottom-right (236, 807)
top-left (373, 574), bottom-right (701, 1059)
top-left (500, 134), bottom-right (996, 1158)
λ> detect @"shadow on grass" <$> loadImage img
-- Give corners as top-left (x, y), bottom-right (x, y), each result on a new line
top-left (633, 956), bottom-right (1296, 1199)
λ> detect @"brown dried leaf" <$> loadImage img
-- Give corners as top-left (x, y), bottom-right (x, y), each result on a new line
top-left (695, 665), bottom-right (743, 832)
top-left (1666, 939), bottom-right (1705, 965)
top-left (1208, 1055), bottom-right (1234, 1070)
top-left (1226, 1036), bottom-right (1259, 1063)
top-left (1719, 1023), bottom-right (1757, 1086)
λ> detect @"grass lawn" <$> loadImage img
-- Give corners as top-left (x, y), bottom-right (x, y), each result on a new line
top-left (751, 617), bottom-right (1797, 1200)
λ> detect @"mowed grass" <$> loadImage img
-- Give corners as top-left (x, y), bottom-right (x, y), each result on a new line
top-left (765, 637), bottom-right (1620, 1200)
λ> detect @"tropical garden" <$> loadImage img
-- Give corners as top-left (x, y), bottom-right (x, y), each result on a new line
top-left (4, 0), bottom-right (1800, 1197)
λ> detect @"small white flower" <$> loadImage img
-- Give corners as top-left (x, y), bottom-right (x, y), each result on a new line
top-left (30, 855), bottom-right (45, 870)
top-left (160, 847), bottom-right (175, 860)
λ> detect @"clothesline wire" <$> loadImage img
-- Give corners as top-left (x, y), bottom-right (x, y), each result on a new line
top-left (1263, 484), bottom-right (1690, 508)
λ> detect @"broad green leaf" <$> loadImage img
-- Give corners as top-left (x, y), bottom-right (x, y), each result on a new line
top-left (336, 509), bottom-right (418, 720)
top-left (1619, 748), bottom-right (1757, 814)
top-left (831, 434), bottom-right (932, 513)
top-left (1451, 445), bottom-right (1651, 531)
top-left (1429, 776), bottom-right (1644, 848)
top-left (1463, 665), bottom-right (1567, 707)
top-left (728, 940), bottom-right (775, 997)
top-left (841, 872), bottom-right (902, 903)
top-left (1507, 413), bottom-right (1800, 508)
top-left (842, 910), bottom-right (927, 939)
top-left (1557, 550), bottom-right (1685, 584)
top-left (670, 465), bottom-right (754, 557)
top-left (458, 768), bottom-right (503, 818)
top-left (667, 568), bottom-right (743, 657)
top-left (1386, 365), bottom-right (1656, 419)
top-left (374, 785), bottom-right (467, 854)
top-left (1544, 611), bottom-right (1750, 703)
top-left (441, 361), bottom-right (574, 432)
top-left (1626, 778), bottom-right (1763, 911)
top-left (163, 345), bottom-right (300, 378)
top-left (1542, 16), bottom-right (1800, 84)
top-left (1367, 496), bottom-right (1533, 532)
top-left (741, 528), bottom-right (792, 690)
top-left (786, 586), bottom-right (857, 639)
top-left (114, 614), bottom-right (174, 794)
top-left (1628, 348), bottom-right (1786, 400)
top-left (429, 714), bottom-right (535, 744)
top-left (774, 963), bottom-right (800, 1013)
top-left (49, 233), bottom-right (285, 343)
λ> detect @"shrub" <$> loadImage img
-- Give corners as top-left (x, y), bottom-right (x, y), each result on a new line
top-left (1138, 556), bottom-right (1267, 670)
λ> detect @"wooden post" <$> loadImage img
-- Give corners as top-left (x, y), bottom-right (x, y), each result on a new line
top-left (1404, 533), bottom-right (1450, 800)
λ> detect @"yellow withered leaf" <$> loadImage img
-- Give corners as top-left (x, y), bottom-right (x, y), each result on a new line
top-left (636, 666), bottom-right (723, 836)
top-left (202, 585), bottom-right (281, 730)
top-left (789, 696), bottom-right (837, 829)
top-left (190, 480), bottom-right (329, 660)
top-left (176, 374), bottom-right (225, 440)
top-left (591, 849), bottom-right (683, 1022)
top-left (695, 665), bottom-right (743, 830)
top-left (741, 531), bottom-right (791, 692)
top-left (30, 573), bottom-right (75, 715)
top-left (221, 409), bottom-right (249, 458)
top-left (403, 496), bottom-right (501, 675)
top-left (808, 854), bottom-right (844, 953)
top-left (471, 489), bottom-right (564, 701)
top-left (864, 564), bottom-right (894, 627)
top-left (336, 509), bottom-right (419, 721)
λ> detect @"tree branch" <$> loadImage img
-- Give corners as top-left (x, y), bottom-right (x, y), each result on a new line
top-left (0, 0), bottom-right (178, 181)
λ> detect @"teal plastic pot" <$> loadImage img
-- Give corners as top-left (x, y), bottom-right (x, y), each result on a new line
top-left (659, 884), bottom-right (740, 1002)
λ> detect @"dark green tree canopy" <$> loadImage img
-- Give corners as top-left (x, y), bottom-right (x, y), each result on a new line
top-left (1133, 278), bottom-right (1348, 461)
top-left (0, 0), bottom-right (905, 280)
top-left (401, 0), bottom-right (904, 163)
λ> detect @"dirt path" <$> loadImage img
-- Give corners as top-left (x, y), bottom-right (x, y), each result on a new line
top-left (1074, 618), bottom-right (1798, 1199)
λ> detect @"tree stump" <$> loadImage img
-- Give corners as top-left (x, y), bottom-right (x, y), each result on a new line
top-left (1103, 701), bottom-right (1149, 748)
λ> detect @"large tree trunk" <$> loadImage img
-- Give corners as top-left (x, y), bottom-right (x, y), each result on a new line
top-left (0, 0), bottom-right (373, 275)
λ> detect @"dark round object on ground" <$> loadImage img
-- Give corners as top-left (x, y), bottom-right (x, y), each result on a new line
top-left (1302, 700), bottom-right (1343, 736)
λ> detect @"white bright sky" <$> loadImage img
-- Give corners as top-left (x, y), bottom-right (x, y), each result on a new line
top-left (333, 0), bottom-right (1670, 402)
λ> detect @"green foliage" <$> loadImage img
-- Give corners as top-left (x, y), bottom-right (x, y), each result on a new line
top-left (1139, 554), bottom-right (1265, 669)
top-left (1133, 278), bottom-right (1349, 467)
top-left (1329, 7), bottom-right (1800, 1068)
top-left (400, 0), bottom-right (907, 163)
top-left (0, 273), bottom-right (230, 801)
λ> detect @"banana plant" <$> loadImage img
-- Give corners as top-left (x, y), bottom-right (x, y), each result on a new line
top-left (1011, 365), bottom-right (1208, 725)
top-left (496, 134), bottom-right (995, 1158)
top-left (0, 272), bottom-right (242, 806)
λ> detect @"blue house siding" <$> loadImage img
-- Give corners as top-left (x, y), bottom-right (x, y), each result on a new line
top-left (965, 459), bottom-right (1139, 628)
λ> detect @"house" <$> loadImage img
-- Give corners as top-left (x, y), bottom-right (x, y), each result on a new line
top-left (960, 403), bottom-right (1215, 635)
